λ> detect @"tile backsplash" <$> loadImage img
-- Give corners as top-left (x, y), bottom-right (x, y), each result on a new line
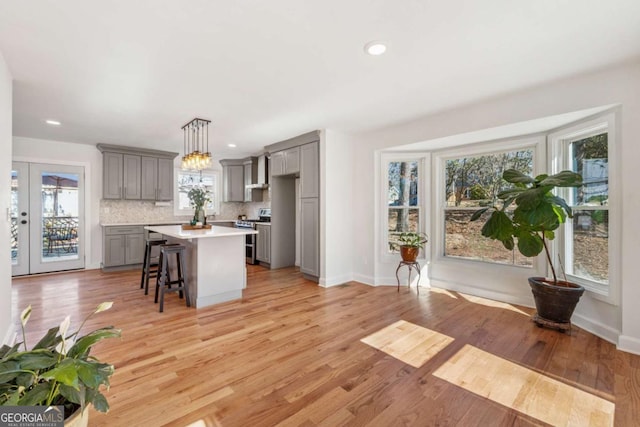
top-left (100, 199), bottom-right (270, 224)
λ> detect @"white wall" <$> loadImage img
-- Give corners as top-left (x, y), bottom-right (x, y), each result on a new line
top-left (0, 51), bottom-right (13, 344)
top-left (320, 130), bottom-right (355, 286)
top-left (347, 60), bottom-right (640, 353)
top-left (13, 137), bottom-right (103, 269)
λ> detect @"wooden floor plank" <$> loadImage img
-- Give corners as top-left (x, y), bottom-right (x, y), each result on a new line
top-left (10, 266), bottom-right (640, 426)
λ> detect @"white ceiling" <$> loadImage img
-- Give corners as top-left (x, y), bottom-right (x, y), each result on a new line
top-left (1, 0), bottom-right (639, 157)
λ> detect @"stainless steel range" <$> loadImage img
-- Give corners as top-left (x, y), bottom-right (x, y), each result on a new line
top-left (234, 208), bottom-right (270, 264)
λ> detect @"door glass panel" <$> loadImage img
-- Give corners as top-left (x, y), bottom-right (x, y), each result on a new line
top-left (41, 172), bottom-right (79, 262)
top-left (11, 170), bottom-right (18, 265)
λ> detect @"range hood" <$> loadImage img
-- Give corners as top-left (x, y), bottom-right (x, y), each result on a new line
top-left (245, 155), bottom-right (269, 189)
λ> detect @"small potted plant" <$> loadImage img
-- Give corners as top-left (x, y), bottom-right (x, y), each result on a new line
top-left (392, 232), bottom-right (429, 262)
top-left (471, 169), bottom-right (584, 331)
top-left (188, 186), bottom-right (211, 225)
top-left (0, 302), bottom-right (121, 426)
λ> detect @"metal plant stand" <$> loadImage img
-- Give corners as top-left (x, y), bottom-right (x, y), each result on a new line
top-left (396, 261), bottom-right (421, 294)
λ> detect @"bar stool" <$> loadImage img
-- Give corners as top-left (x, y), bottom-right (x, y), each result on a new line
top-left (155, 244), bottom-right (191, 313)
top-left (140, 238), bottom-right (167, 295)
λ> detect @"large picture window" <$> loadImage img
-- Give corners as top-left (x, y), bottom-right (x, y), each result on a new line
top-left (443, 148), bottom-right (534, 265)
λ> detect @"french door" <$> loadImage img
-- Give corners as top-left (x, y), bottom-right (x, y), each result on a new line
top-left (11, 162), bottom-right (85, 275)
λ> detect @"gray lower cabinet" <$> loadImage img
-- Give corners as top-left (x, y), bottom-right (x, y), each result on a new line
top-left (102, 226), bottom-right (145, 268)
top-left (300, 198), bottom-right (319, 277)
top-left (256, 224), bottom-right (271, 263)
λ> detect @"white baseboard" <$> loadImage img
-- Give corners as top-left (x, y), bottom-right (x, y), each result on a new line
top-left (571, 313), bottom-right (620, 345)
top-left (2, 326), bottom-right (16, 347)
top-left (319, 274), bottom-right (353, 287)
top-left (617, 335), bottom-right (640, 355)
top-left (86, 262), bottom-right (101, 270)
top-left (351, 273), bottom-right (375, 286)
top-left (196, 290), bottom-right (242, 308)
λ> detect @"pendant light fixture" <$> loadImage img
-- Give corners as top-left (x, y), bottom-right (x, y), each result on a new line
top-left (181, 118), bottom-right (212, 170)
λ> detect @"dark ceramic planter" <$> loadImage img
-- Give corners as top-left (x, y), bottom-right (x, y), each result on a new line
top-left (528, 276), bottom-right (585, 325)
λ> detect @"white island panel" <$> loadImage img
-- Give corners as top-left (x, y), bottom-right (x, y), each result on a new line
top-left (144, 225), bottom-right (257, 308)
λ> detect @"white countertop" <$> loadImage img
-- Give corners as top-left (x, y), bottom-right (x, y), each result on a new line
top-left (145, 224), bottom-right (257, 239)
top-left (101, 219), bottom-right (236, 227)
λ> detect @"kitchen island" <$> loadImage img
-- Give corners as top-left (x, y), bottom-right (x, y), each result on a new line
top-left (144, 225), bottom-right (257, 308)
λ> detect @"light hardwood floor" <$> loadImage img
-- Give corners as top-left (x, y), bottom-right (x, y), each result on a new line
top-left (10, 266), bottom-right (640, 426)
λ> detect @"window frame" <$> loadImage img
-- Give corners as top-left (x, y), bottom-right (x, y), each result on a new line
top-left (173, 168), bottom-right (220, 217)
top-left (433, 136), bottom-right (546, 268)
top-left (549, 112), bottom-right (619, 302)
top-left (380, 153), bottom-right (430, 263)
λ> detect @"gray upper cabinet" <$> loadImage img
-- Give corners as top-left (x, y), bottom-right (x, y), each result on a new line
top-left (270, 146), bottom-right (300, 177)
top-left (244, 160), bottom-right (253, 202)
top-left (103, 152), bottom-right (123, 199)
top-left (140, 156), bottom-right (158, 200)
top-left (123, 155), bottom-right (141, 199)
top-left (157, 158), bottom-right (173, 200)
top-left (283, 146), bottom-right (300, 175)
top-left (300, 142), bottom-right (319, 198)
top-left (141, 156), bottom-right (174, 200)
top-left (270, 151), bottom-right (284, 176)
top-left (220, 159), bottom-right (245, 202)
top-left (97, 144), bottom-right (178, 201)
top-left (220, 157), bottom-right (264, 203)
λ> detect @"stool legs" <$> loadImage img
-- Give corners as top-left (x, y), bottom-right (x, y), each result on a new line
top-left (178, 251), bottom-right (190, 308)
top-left (142, 239), bottom-right (167, 295)
top-left (155, 245), bottom-right (190, 313)
top-left (158, 253), bottom-right (169, 313)
top-left (140, 243), bottom-right (149, 289)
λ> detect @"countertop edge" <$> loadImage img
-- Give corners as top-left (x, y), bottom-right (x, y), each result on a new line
top-left (145, 225), bottom-right (257, 239)
top-left (101, 219), bottom-right (237, 227)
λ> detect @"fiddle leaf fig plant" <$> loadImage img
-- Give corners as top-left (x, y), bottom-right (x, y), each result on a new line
top-left (470, 169), bottom-right (582, 284)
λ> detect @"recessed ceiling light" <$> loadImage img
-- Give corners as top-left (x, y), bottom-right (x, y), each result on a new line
top-left (364, 41), bottom-right (387, 56)
top-left (45, 119), bottom-right (61, 126)
top-left (227, 144), bottom-right (236, 148)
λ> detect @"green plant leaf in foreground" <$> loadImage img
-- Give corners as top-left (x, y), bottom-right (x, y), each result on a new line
top-left (68, 327), bottom-right (121, 358)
